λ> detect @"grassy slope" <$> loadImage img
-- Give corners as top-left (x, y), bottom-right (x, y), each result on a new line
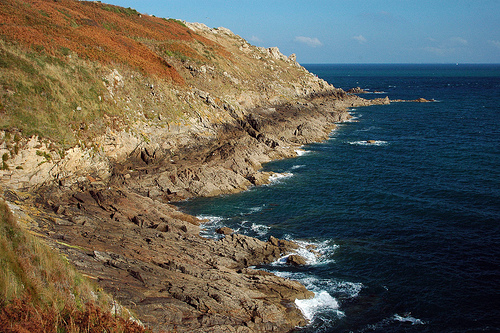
top-left (0, 0), bottom-right (233, 145)
top-left (0, 198), bottom-right (149, 332)
top-left (0, 0), bottom-right (315, 148)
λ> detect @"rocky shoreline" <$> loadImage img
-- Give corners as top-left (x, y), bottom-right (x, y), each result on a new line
top-left (0, 4), bottom-right (435, 330)
top-left (1, 90), bottom-right (394, 332)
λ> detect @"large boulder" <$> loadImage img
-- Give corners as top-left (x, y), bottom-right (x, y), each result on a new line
top-left (287, 254), bottom-right (307, 266)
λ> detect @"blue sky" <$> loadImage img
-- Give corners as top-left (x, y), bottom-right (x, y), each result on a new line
top-left (104, 0), bottom-right (500, 64)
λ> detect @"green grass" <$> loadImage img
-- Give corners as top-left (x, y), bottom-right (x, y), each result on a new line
top-left (164, 18), bottom-right (187, 28)
top-left (0, 41), bottom-right (115, 146)
top-left (0, 199), bottom-right (90, 308)
top-left (102, 5), bottom-right (140, 17)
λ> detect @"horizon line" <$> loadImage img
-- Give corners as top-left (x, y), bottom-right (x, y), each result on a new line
top-left (301, 62), bottom-right (500, 65)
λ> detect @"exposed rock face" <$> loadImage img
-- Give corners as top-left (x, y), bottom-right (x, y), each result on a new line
top-left (287, 255), bottom-right (307, 266)
top-left (347, 86), bottom-right (368, 94)
top-left (0, 84), bottom-right (402, 331)
top-left (0, 73), bottom-right (420, 333)
top-left (1, 89), bottom-right (415, 333)
top-left (1, 90), bottom-right (379, 332)
top-left (11, 183), bottom-right (312, 332)
top-left (216, 227), bottom-right (234, 235)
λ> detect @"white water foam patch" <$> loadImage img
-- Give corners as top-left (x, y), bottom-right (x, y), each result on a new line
top-left (328, 280), bottom-right (363, 299)
top-left (267, 172), bottom-right (294, 185)
top-left (356, 126), bottom-right (381, 132)
top-left (197, 215), bottom-right (226, 238)
top-left (272, 272), bottom-right (344, 322)
top-left (271, 270), bottom-right (362, 323)
top-left (295, 148), bottom-right (311, 156)
top-left (275, 238), bottom-right (339, 266)
top-left (360, 313), bottom-right (427, 332)
top-left (349, 140), bottom-right (388, 146)
top-left (298, 275), bottom-right (363, 301)
top-left (295, 291), bottom-right (343, 321)
top-left (243, 205), bottom-right (265, 215)
top-left (393, 313), bottom-right (426, 325)
top-left (291, 164), bottom-right (305, 170)
top-left (347, 109), bottom-right (360, 121)
top-left (250, 223), bottom-right (270, 236)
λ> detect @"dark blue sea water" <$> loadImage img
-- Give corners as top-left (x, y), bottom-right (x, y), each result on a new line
top-left (176, 64), bottom-right (500, 332)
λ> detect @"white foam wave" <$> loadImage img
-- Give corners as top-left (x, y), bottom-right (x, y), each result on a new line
top-left (250, 223), bottom-right (270, 236)
top-left (294, 239), bottom-right (338, 266)
top-left (297, 275), bottom-right (363, 301)
top-left (329, 280), bottom-right (363, 299)
top-left (270, 251), bottom-right (363, 323)
top-left (360, 313), bottom-right (426, 332)
top-left (346, 110), bottom-right (360, 121)
top-left (197, 215), bottom-right (226, 238)
top-left (246, 205), bottom-right (265, 214)
top-left (291, 164), bottom-right (305, 170)
top-left (295, 291), bottom-right (343, 321)
top-left (270, 238), bottom-right (339, 269)
top-left (295, 148), bottom-right (310, 156)
top-left (270, 271), bottom-right (362, 323)
top-left (349, 140), bottom-right (388, 146)
top-left (356, 126), bottom-right (381, 132)
top-left (267, 172), bottom-right (294, 184)
top-left (393, 313), bottom-right (426, 325)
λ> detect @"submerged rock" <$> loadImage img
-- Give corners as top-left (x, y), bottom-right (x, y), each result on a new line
top-left (216, 227), bottom-right (234, 235)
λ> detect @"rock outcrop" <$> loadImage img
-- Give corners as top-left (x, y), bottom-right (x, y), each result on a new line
top-left (8, 183), bottom-right (312, 332)
top-left (347, 86), bottom-right (368, 94)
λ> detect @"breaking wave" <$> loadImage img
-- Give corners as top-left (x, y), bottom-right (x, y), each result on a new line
top-left (267, 172), bottom-right (294, 184)
top-left (349, 140), bottom-right (388, 146)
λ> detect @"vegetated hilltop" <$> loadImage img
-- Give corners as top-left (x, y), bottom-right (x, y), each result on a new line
top-left (0, 0), bottom-right (328, 146)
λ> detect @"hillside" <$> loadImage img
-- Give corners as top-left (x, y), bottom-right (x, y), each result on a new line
top-left (0, 1), bottom-right (389, 332)
top-left (0, 0), bottom-right (328, 146)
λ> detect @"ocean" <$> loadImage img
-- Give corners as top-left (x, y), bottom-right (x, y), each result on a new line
top-left (176, 64), bottom-right (500, 332)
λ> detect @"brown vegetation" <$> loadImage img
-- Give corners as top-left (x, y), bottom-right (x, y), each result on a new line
top-left (0, 0), bottom-right (244, 144)
top-left (0, 297), bottom-right (148, 333)
top-left (0, 199), bottom-right (149, 333)
top-left (0, 0), bottom-right (230, 83)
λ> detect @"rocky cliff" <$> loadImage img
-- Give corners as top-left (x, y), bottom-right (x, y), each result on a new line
top-left (0, 0), bottom-right (391, 331)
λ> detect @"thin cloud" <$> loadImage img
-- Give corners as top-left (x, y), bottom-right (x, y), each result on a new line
top-left (294, 36), bottom-right (322, 47)
top-left (353, 35), bottom-right (367, 43)
top-left (450, 37), bottom-right (468, 45)
top-left (424, 36), bottom-right (469, 56)
top-left (250, 35), bottom-right (263, 43)
top-left (488, 40), bottom-right (500, 50)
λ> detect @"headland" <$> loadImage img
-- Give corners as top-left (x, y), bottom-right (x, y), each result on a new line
top-left (0, 1), bottom-right (396, 331)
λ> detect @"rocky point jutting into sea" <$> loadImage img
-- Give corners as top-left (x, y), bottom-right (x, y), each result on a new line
top-left (0, 1), bottom-right (410, 331)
